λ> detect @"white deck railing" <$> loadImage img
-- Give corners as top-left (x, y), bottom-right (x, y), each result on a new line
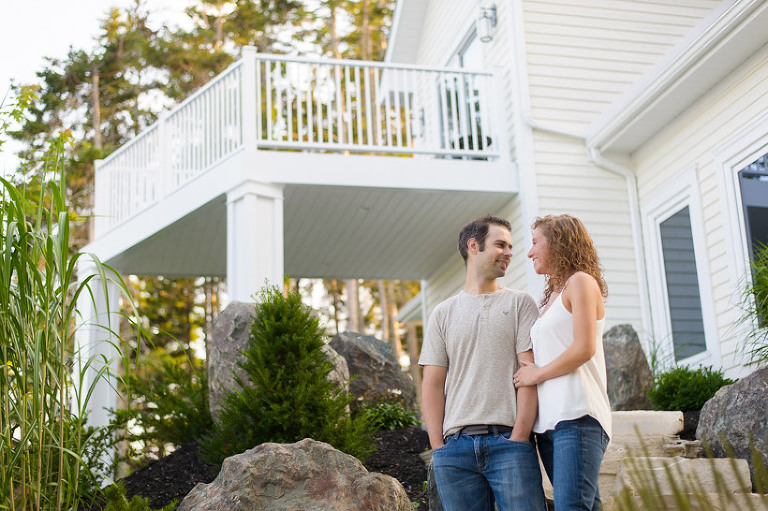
top-left (94, 48), bottom-right (502, 234)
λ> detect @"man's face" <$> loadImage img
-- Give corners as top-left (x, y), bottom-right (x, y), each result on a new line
top-left (470, 224), bottom-right (513, 279)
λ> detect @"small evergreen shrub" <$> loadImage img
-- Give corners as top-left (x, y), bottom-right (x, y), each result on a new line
top-left (203, 287), bottom-right (377, 463)
top-left (647, 365), bottom-right (735, 411)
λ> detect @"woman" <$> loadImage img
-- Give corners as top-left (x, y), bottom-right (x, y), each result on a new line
top-left (513, 214), bottom-right (611, 511)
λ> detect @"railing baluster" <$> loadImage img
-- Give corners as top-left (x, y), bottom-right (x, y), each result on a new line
top-left (364, 66), bottom-right (373, 147)
top-left (373, 67), bottom-right (382, 147)
top-left (393, 69), bottom-right (403, 148)
top-left (334, 64), bottom-right (343, 146)
top-left (307, 63), bottom-right (314, 144)
top-left (402, 68), bottom-right (413, 149)
top-left (345, 65), bottom-right (353, 146)
top-left (266, 61), bottom-right (273, 143)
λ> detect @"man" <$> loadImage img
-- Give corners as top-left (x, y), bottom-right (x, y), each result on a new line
top-left (419, 215), bottom-right (546, 511)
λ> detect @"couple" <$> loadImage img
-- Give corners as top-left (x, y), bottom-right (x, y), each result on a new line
top-left (420, 214), bottom-right (612, 511)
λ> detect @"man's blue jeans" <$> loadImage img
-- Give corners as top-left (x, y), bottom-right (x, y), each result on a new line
top-left (536, 415), bottom-right (610, 511)
top-left (431, 427), bottom-right (546, 511)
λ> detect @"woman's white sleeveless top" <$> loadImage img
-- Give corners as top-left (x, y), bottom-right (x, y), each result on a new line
top-left (530, 293), bottom-right (612, 437)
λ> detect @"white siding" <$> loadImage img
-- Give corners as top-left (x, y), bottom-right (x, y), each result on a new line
top-left (532, 133), bottom-right (643, 333)
top-left (633, 44), bottom-right (768, 377)
top-left (523, 0), bottom-right (720, 133)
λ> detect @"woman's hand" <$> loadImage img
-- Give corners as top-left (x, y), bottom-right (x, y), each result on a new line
top-left (513, 360), bottom-right (542, 388)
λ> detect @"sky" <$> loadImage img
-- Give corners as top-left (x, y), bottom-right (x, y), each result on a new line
top-left (0, 0), bottom-right (192, 173)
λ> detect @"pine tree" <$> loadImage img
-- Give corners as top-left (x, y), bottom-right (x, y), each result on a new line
top-left (203, 287), bottom-right (376, 463)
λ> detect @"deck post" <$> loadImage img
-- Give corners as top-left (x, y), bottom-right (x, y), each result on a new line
top-left (226, 180), bottom-right (285, 301)
top-left (242, 46), bottom-right (258, 152)
top-left (73, 260), bottom-right (122, 429)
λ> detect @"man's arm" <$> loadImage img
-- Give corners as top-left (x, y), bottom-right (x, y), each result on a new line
top-left (510, 349), bottom-right (537, 442)
top-left (422, 365), bottom-right (448, 450)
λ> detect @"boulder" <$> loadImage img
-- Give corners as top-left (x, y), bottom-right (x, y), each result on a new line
top-left (329, 331), bottom-right (417, 412)
top-left (603, 324), bottom-right (653, 410)
top-left (696, 367), bottom-right (768, 485)
top-left (207, 301), bottom-right (257, 422)
top-left (207, 301), bottom-right (349, 423)
top-left (177, 438), bottom-right (412, 511)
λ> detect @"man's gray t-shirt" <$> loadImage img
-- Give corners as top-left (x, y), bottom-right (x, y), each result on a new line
top-left (419, 287), bottom-right (539, 437)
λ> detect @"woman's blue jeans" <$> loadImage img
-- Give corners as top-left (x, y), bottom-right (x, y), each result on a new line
top-left (536, 415), bottom-right (610, 511)
top-left (431, 428), bottom-right (546, 511)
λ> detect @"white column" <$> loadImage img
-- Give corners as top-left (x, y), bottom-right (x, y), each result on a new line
top-left (73, 260), bottom-right (122, 429)
top-left (226, 181), bottom-right (285, 302)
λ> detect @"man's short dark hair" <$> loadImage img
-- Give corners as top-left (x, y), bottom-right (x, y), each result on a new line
top-left (458, 215), bottom-right (512, 263)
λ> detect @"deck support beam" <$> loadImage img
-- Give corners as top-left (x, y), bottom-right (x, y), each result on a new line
top-left (73, 261), bottom-right (122, 430)
top-left (226, 180), bottom-right (285, 301)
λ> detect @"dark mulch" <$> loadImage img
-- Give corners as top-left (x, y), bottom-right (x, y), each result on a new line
top-left (680, 409), bottom-right (701, 441)
top-left (120, 426), bottom-right (431, 509)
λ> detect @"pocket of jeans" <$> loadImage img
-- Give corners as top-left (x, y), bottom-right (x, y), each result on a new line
top-left (500, 432), bottom-right (533, 447)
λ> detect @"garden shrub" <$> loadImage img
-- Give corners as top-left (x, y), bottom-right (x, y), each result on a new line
top-left (202, 287), bottom-right (377, 464)
top-left (116, 354), bottom-right (213, 468)
top-left (357, 393), bottom-right (420, 431)
top-left (647, 365), bottom-right (735, 411)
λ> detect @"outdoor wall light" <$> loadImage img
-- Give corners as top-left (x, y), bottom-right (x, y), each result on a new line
top-left (477, 5), bottom-right (497, 43)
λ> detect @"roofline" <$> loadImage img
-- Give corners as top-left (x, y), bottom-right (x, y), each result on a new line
top-left (587, 0), bottom-right (768, 154)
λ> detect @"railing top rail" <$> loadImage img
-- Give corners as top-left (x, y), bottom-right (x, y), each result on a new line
top-left (166, 59), bottom-right (243, 119)
top-left (99, 122), bottom-right (160, 167)
top-left (99, 60), bottom-right (244, 168)
top-left (252, 52), bottom-right (494, 76)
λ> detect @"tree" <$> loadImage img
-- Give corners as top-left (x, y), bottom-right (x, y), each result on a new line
top-left (203, 287), bottom-right (376, 463)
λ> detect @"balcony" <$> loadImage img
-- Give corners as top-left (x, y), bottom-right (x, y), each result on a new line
top-left (88, 48), bottom-right (517, 289)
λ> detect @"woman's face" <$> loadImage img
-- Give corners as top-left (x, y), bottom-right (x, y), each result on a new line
top-left (527, 226), bottom-right (551, 275)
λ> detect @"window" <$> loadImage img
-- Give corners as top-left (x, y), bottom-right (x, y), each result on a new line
top-left (642, 170), bottom-right (718, 368)
top-left (659, 207), bottom-right (707, 360)
top-left (738, 153), bottom-right (768, 259)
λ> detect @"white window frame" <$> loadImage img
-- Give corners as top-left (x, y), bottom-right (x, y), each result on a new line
top-left (641, 167), bottom-right (720, 370)
top-left (714, 112), bottom-right (768, 358)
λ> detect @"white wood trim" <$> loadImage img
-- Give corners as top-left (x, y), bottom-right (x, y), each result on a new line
top-left (713, 112), bottom-right (768, 370)
top-left (641, 166), bottom-right (721, 370)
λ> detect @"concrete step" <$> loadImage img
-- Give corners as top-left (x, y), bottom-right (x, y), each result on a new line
top-left (611, 410), bottom-right (684, 436)
top-left (613, 456), bottom-right (753, 497)
top-left (610, 492), bottom-right (768, 510)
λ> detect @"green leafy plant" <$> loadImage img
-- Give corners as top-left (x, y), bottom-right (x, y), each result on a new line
top-left (358, 394), bottom-right (420, 431)
top-left (647, 365), bottom-right (735, 412)
top-left (116, 352), bottom-right (213, 468)
top-left (101, 483), bottom-right (178, 511)
top-left (203, 287), bottom-right (377, 464)
top-left (739, 242), bottom-right (768, 366)
top-left (0, 88), bottom-right (136, 510)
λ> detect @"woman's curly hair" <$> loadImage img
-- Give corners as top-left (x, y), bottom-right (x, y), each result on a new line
top-left (532, 214), bottom-right (608, 307)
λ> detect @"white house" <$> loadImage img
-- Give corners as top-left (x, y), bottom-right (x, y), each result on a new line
top-left (78, 0), bottom-right (768, 426)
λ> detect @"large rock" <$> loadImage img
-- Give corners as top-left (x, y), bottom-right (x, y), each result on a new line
top-left (207, 301), bottom-right (257, 422)
top-left (603, 324), bottom-right (653, 410)
top-left (207, 301), bottom-right (349, 423)
top-left (329, 331), bottom-right (417, 412)
top-left (177, 438), bottom-right (412, 511)
top-left (696, 367), bottom-right (768, 485)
